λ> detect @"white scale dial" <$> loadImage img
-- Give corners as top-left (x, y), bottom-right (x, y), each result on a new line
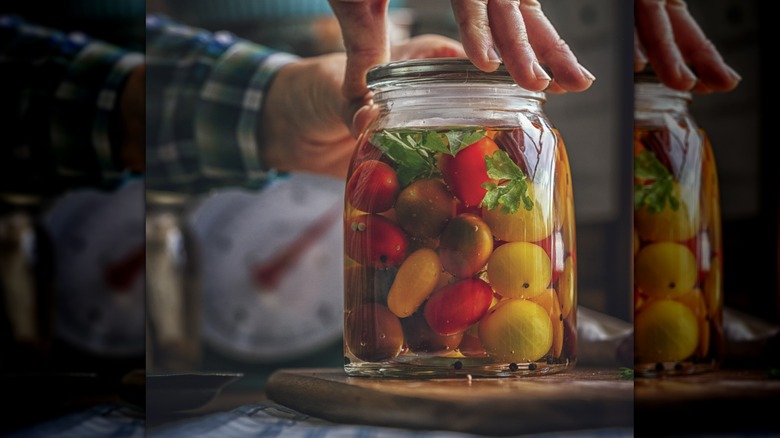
top-left (189, 172), bottom-right (345, 363)
top-left (42, 179), bottom-right (146, 357)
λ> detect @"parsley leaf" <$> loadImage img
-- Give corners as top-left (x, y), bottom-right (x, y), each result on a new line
top-left (446, 130), bottom-right (486, 156)
top-left (370, 130), bottom-right (439, 186)
top-left (618, 367), bottom-right (634, 380)
top-left (634, 150), bottom-right (679, 213)
top-left (480, 150), bottom-right (533, 214)
top-left (370, 128), bottom-right (486, 187)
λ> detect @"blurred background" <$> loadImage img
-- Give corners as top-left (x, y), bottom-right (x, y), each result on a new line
top-left (683, 0), bottom-right (778, 327)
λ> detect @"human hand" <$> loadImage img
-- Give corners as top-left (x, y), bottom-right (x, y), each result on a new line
top-left (261, 52), bottom-right (354, 179)
top-left (328, 0), bottom-right (594, 132)
top-left (328, 0), bottom-right (595, 98)
top-left (634, 0), bottom-right (741, 93)
top-left (448, 0), bottom-right (595, 94)
top-left (261, 34), bottom-right (465, 180)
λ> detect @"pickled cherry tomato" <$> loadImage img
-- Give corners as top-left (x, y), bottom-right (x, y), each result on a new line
top-left (439, 137), bottom-right (499, 207)
top-left (486, 241), bottom-right (551, 299)
top-left (346, 303), bottom-right (404, 362)
top-left (345, 214), bottom-right (408, 268)
top-left (424, 278), bottom-right (493, 336)
top-left (394, 178), bottom-right (456, 239)
top-left (346, 160), bottom-right (400, 213)
top-left (438, 214), bottom-right (493, 278)
top-left (478, 299), bottom-right (553, 362)
top-left (386, 248), bottom-right (442, 318)
top-left (401, 311), bottom-right (464, 353)
top-left (535, 229), bottom-right (565, 284)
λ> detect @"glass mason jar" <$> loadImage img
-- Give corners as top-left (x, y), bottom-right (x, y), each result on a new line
top-left (633, 75), bottom-right (724, 376)
top-left (343, 59), bottom-right (577, 377)
top-left (145, 191), bottom-right (202, 372)
top-left (0, 193), bottom-right (55, 373)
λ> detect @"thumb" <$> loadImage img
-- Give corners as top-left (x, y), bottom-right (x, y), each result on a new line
top-left (328, 0), bottom-right (391, 101)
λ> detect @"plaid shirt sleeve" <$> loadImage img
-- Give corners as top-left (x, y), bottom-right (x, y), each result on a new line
top-left (145, 15), bottom-right (299, 193)
top-left (0, 14), bottom-right (143, 195)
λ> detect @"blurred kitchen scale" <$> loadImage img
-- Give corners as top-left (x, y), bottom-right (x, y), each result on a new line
top-left (188, 171), bottom-right (346, 379)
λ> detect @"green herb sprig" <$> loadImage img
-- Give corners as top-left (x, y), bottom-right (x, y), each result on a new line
top-left (480, 150), bottom-right (533, 214)
top-left (371, 129), bottom-right (534, 214)
top-left (634, 149), bottom-right (679, 213)
top-left (370, 130), bottom-right (444, 186)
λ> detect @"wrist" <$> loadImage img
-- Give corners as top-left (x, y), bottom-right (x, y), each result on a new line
top-left (116, 64), bottom-right (146, 173)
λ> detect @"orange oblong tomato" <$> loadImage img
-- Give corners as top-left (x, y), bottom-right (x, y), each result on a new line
top-left (439, 136), bottom-right (499, 207)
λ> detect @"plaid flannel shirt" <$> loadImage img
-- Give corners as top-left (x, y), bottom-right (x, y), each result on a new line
top-left (0, 14), bottom-right (297, 197)
top-left (145, 14), bottom-right (299, 193)
top-left (0, 14), bottom-right (144, 196)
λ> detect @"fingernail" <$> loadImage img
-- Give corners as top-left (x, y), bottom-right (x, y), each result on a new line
top-left (680, 65), bottom-right (697, 88)
top-left (487, 46), bottom-right (502, 65)
top-left (579, 65), bottom-right (596, 81)
top-left (726, 65), bottom-right (742, 82)
top-left (533, 61), bottom-right (551, 82)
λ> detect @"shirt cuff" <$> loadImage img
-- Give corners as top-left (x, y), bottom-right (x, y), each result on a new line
top-left (195, 40), bottom-right (299, 185)
top-left (51, 38), bottom-right (142, 184)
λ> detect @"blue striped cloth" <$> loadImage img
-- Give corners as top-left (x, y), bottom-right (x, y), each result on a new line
top-left (5, 404), bottom-right (144, 438)
top-left (147, 401), bottom-right (632, 438)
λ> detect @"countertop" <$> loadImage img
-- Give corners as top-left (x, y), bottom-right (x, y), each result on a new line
top-left (144, 365), bottom-right (780, 437)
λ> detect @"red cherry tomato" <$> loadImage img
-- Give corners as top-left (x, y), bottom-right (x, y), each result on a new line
top-left (684, 230), bottom-right (711, 285)
top-left (424, 278), bottom-right (493, 336)
top-left (534, 229), bottom-right (566, 285)
top-left (345, 214), bottom-right (408, 268)
top-left (439, 137), bottom-right (500, 207)
top-left (346, 160), bottom-right (400, 213)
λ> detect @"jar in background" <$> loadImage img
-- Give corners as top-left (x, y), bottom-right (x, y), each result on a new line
top-left (633, 74), bottom-right (724, 376)
top-left (0, 193), bottom-right (55, 373)
top-left (343, 59), bottom-right (577, 377)
top-left (146, 191), bottom-right (201, 372)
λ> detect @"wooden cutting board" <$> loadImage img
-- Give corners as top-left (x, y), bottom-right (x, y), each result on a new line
top-left (265, 367), bottom-right (634, 436)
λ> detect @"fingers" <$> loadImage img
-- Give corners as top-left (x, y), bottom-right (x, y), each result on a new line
top-left (635, 0), bottom-right (696, 90)
top-left (486, 0), bottom-right (550, 91)
top-left (450, 0), bottom-right (501, 72)
top-left (634, 27), bottom-right (649, 72)
top-left (520, 0), bottom-right (594, 92)
top-left (390, 34), bottom-right (467, 60)
top-left (351, 102), bottom-right (380, 139)
top-left (664, 0), bottom-right (741, 92)
top-left (328, 0), bottom-right (391, 101)
top-left (452, 0), bottom-right (593, 93)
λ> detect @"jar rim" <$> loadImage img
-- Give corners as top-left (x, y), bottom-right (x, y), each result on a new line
top-left (366, 57), bottom-right (546, 97)
top-left (635, 81), bottom-right (692, 102)
top-left (634, 69), bottom-right (692, 101)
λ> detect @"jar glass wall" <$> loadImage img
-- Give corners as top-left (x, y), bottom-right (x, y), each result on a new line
top-left (343, 59), bottom-right (577, 378)
top-left (633, 77), bottom-right (725, 376)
